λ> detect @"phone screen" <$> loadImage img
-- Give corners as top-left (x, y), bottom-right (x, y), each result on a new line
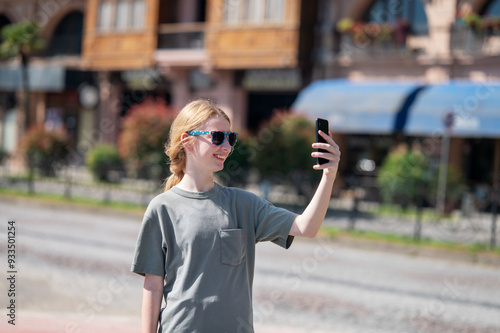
top-left (316, 118), bottom-right (329, 165)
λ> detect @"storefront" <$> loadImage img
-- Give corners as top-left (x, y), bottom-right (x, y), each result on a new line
top-left (403, 80), bottom-right (500, 204)
top-left (292, 79), bottom-right (500, 203)
top-left (0, 65), bottom-right (95, 157)
top-left (240, 68), bottom-right (302, 131)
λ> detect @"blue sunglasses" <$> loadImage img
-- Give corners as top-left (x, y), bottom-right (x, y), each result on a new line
top-left (187, 130), bottom-right (238, 146)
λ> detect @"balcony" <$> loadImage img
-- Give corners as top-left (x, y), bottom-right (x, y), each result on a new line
top-left (157, 23), bottom-right (205, 49)
top-left (451, 25), bottom-right (500, 57)
top-left (155, 22), bottom-right (208, 67)
top-left (338, 34), bottom-right (415, 62)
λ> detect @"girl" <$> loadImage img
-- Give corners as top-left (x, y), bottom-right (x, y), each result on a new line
top-left (131, 98), bottom-right (340, 333)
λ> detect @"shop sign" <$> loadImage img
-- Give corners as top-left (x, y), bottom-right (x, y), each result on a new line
top-left (242, 69), bottom-right (302, 91)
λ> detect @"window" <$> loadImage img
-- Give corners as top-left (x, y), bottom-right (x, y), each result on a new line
top-left (0, 15), bottom-right (12, 44)
top-left (223, 0), bottom-right (284, 25)
top-left (481, 0), bottom-right (500, 16)
top-left (115, 1), bottom-right (130, 31)
top-left (364, 0), bottom-right (429, 35)
top-left (48, 11), bottom-right (84, 56)
top-left (265, 0), bottom-right (283, 22)
top-left (223, 0), bottom-right (240, 25)
top-left (96, 0), bottom-right (145, 32)
top-left (97, 1), bottom-right (113, 31)
top-left (243, 0), bottom-right (262, 23)
top-left (132, 0), bottom-right (145, 29)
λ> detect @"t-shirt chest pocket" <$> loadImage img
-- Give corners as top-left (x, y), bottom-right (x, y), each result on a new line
top-left (219, 229), bottom-right (247, 266)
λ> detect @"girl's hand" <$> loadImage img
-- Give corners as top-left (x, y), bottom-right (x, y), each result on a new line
top-left (311, 130), bottom-right (341, 177)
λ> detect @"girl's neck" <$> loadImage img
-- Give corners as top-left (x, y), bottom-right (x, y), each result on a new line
top-left (176, 171), bottom-right (214, 193)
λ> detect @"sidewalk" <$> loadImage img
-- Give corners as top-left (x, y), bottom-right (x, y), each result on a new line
top-left (3, 311), bottom-right (335, 333)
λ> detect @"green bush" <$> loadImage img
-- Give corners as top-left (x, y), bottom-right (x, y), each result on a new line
top-left (118, 97), bottom-right (174, 179)
top-left (377, 144), bottom-right (467, 211)
top-left (216, 133), bottom-right (253, 186)
top-left (377, 144), bottom-right (429, 208)
top-left (428, 165), bottom-right (468, 210)
top-left (86, 144), bottom-right (124, 182)
top-left (20, 126), bottom-right (70, 176)
top-left (252, 112), bottom-right (319, 199)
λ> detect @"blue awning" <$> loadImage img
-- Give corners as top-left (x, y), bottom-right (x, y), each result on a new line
top-left (405, 80), bottom-right (500, 138)
top-left (291, 79), bottom-right (425, 134)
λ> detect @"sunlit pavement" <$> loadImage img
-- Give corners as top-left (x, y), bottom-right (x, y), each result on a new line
top-left (1, 196), bottom-right (499, 333)
top-left (1, 312), bottom-right (140, 333)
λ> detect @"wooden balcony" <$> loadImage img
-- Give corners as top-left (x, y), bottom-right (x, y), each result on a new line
top-left (157, 22), bottom-right (205, 49)
top-left (155, 22), bottom-right (208, 67)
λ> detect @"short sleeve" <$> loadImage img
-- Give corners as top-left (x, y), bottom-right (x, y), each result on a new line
top-left (254, 198), bottom-right (297, 249)
top-left (131, 215), bottom-right (166, 277)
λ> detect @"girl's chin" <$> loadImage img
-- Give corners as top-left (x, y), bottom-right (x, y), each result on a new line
top-left (211, 162), bottom-right (225, 173)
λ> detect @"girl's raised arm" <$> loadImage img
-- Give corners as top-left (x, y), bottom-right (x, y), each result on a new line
top-left (289, 130), bottom-right (340, 238)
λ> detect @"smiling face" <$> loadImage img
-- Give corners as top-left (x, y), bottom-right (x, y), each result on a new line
top-left (186, 115), bottom-right (232, 176)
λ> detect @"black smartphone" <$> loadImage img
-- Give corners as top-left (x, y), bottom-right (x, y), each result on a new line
top-left (315, 118), bottom-right (329, 165)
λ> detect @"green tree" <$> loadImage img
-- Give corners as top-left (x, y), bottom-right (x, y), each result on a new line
top-left (253, 112), bottom-right (320, 200)
top-left (216, 134), bottom-right (253, 186)
top-left (378, 144), bottom-right (467, 213)
top-left (118, 97), bottom-right (174, 180)
top-left (377, 144), bottom-right (429, 208)
top-left (0, 21), bottom-right (45, 130)
top-left (19, 126), bottom-right (70, 177)
top-left (86, 144), bottom-right (124, 182)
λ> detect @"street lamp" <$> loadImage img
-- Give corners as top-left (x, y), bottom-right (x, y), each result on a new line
top-left (437, 111), bottom-right (454, 214)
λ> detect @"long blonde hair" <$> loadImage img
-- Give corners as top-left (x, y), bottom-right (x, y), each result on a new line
top-left (164, 98), bottom-right (231, 191)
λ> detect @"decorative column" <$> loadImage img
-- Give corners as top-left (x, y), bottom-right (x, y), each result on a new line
top-left (424, 0), bottom-right (457, 59)
top-left (97, 71), bottom-right (122, 144)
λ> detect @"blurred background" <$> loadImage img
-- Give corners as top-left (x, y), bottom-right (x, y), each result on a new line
top-left (1, 1), bottom-right (500, 332)
top-left (1, 0), bottom-right (500, 230)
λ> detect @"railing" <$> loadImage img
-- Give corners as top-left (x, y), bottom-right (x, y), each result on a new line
top-left (451, 25), bottom-right (500, 57)
top-left (157, 22), bottom-right (205, 49)
top-left (0, 165), bottom-right (160, 206)
top-left (338, 34), bottom-right (413, 60)
top-left (1, 164), bottom-right (498, 248)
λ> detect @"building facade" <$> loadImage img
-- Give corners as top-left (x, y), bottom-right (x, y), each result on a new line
top-left (1, 0), bottom-right (499, 206)
top-left (0, 0), bottom-right (92, 161)
top-left (80, 0), bottom-right (316, 136)
top-left (302, 0), bottom-right (500, 202)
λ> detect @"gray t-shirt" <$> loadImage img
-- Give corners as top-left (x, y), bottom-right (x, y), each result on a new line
top-left (131, 183), bottom-right (297, 333)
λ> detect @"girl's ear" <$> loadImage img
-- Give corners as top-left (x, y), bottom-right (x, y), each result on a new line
top-left (180, 132), bottom-right (192, 151)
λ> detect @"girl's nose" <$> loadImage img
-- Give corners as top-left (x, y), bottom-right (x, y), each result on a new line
top-left (221, 137), bottom-right (232, 150)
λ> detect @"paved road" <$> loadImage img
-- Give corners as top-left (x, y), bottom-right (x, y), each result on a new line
top-left (0, 197), bottom-right (499, 333)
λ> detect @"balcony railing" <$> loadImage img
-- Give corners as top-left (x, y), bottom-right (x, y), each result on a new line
top-left (338, 34), bottom-right (411, 60)
top-left (451, 25), bottom-right (500, 57)
top-left (157, 23), bottom-right (205, 49)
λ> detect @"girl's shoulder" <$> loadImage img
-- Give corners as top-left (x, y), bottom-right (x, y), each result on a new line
top-left (143, 190), bottom-right (180, 216)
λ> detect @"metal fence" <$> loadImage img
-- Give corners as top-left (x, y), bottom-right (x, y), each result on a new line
top-left (0, 164), bottom-right (497, 249)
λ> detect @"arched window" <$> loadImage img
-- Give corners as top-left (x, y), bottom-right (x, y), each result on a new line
top-left (0, 14), bottom-right (12, 43)
top-left (363, 0), bottom-right (429, 35)
top-left (48, 11), bottom-right (83, 56)
top-left (480, 0), bottom-right (500, 16)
